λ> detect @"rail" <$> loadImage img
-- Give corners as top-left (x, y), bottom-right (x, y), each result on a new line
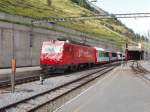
top-left (130, 61), bottom-right (150, 82)
top-left (0, 64), bottom-right (118, 112)
top-left (0, 62), bottom-right (120, 89)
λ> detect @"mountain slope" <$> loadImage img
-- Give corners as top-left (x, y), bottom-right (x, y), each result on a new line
top-left (0, 0), bottom-right (131, 46)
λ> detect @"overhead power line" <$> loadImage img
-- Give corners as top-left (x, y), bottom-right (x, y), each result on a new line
top-left (32, 13), bottom-right (150, 24)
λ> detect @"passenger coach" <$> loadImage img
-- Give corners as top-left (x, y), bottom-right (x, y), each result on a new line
top-left (94, 47), bottom-right (110, 64)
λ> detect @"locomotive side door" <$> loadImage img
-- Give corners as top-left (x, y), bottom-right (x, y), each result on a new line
top-left (72, 46), bottom-right (75, 64)
top-left (64, 44), bottom-right (73, 65)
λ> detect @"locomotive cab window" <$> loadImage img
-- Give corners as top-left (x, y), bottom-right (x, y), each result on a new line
top-left (42, 45), bottom-right (63, 54)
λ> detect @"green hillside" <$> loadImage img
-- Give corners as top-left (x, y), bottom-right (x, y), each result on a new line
top-left (0, 0), bottom-right (133, 46)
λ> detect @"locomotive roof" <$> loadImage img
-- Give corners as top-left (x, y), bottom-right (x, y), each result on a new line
top-left (43, 40), bottom-right (65, 45)
top-left (43, 40), bottom-right (91, 47)
top-left (57, 38), bottom-right (92, 47)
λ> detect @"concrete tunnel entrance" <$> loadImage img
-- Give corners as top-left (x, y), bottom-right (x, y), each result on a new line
top-left (127, 50), bottom-right (144, 60)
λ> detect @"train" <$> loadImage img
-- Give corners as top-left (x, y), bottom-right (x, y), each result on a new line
top-left (40, 40), bottom-right (125, 72)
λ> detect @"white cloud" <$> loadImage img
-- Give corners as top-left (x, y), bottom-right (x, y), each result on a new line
top-left (93, 0), bottom-right (150, 38)
top-left (120, 18), bottom-right (150, 37)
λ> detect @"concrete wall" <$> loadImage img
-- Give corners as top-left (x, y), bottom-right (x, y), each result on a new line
top-left (0, 21), bottom-right (120, 68)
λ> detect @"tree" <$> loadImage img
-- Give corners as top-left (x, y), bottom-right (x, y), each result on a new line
top-left (47, 0), bottom-right (52, 6)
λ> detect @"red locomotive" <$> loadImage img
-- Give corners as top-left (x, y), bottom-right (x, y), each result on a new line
top-left (40, 40), bottom-right (96, 72)
top-left (40, 40), bottom-right (122, 73)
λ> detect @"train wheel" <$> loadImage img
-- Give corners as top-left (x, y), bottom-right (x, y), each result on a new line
top-left (71, 65), bottom-right (77, 72)
top-left (87, 63), bottom-right (91, 68)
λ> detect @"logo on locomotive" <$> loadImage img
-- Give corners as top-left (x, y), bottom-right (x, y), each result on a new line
top-left (78, 49), bottom-right (93, 57)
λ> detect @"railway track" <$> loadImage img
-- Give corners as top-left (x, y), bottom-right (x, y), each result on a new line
top-left (0, 75), bottom-right (40, 89)
top-left (0, 62), bottom-right (120, 89)
top-left (130, 61), bottom-right (150, 82)
top-left (0, 65), bottom-right (116, 112)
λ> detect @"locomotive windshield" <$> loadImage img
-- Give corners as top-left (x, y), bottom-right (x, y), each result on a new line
top-left (42, 45), bottom-right (63, 54)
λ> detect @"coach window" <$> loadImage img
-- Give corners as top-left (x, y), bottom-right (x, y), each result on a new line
top-left (99, 51), bottom-right (102, 57)
top-left (106, 52), bottom-right (109, 57)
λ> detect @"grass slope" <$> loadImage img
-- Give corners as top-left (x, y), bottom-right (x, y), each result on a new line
top-left (0, 0), bottom-right (130, 46)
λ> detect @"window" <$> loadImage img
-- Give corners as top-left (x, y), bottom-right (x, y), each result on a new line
top-left (106, 52), bottom-right (109, 57)
top-left (42, 45), bottom-right (62, 54)
top-left (112, 53), bottom-right (117, 57)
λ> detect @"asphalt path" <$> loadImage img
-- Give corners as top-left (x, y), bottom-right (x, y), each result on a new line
top-left (55, 66), bottom-right (150, 112)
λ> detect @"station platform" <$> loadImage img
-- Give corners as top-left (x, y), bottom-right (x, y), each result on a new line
top-left (0, 66), bottom-right (41, 80)
top-left (55, 61), bottom-right (150, 112)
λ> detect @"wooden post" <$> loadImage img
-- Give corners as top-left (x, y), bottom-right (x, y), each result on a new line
top-left (11, 59), bottom-right (16, 93)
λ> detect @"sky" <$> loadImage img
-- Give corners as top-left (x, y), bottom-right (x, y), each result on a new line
top-left (89, 0), bottom-right (150, 38)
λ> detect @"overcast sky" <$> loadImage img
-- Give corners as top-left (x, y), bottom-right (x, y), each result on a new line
top-left (90, 0), bottom-right (150, 38)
